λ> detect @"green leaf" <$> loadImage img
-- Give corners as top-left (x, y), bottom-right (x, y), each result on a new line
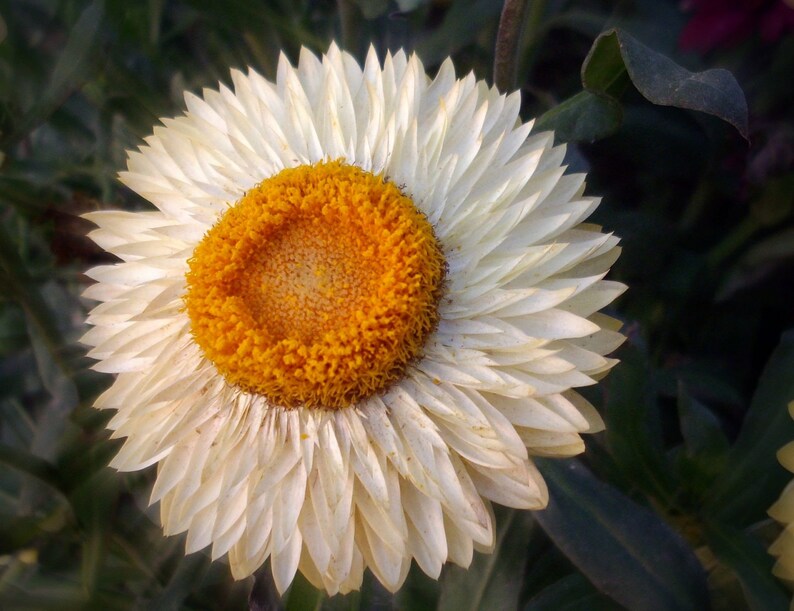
top-left (581, 28), bottom-right (749, 140)
top-left (438, 507), bottom-right (533, 611)
top-left (656, 363), bottom-right (743, 413)
top-left (3, 1), bottom-right (106, 148)
top-left (719, 225), bottom-right (794, 299)
top-left (0, 225), bottom-right (66, 356)
top-left (43, 2), bottom-right (105, 111)
top-left (148, 554), bottom-right (210, 610)
top-left (0, 304), bottom-right (27, 356)
top-left (69, 469), bottom-right (118, 597)
top-left (26, 315), bottom-right (79, 415)
top-left (0, 576), bottom-right (89, 609)
top-left (0, 515), bottom-right (56, 555)
top-left (535, 459), bottom-right (709, 611)
top-left (320, 587), bottom-right (362, 611)
top-left (581, 31), bottom-right (631, 97)
top-left (749, 175), bottom-right (794, 226)
top-left (535, 90), bottom-right (622, 143)
top-left (524, 573), bottom-right (625, 611)
top-left (394, 565), bottom-right (439, 610)
top-left (0, 442), bottom-right (63, 493)
top-left (705, 521), bottom-right (789, 611)
top-left (147, 0), bottom-right (166, 44)
top-left (675, 383), bottom-right (730, 491)
top-left (284, 570), bottom-right (323, 611)
top-left (0, 225), bottom-right (79, 465)
top-left (678, 388), bottom-right (729, 458)
top-left (601, 346), bottom-right (676, 504)
top-left (395, 0), bottom-right (428, 11)
top-left (705, 330), bottom-right (794, 524)
top-left (349, 0), bottom-right (390, 19)
top-left (415, 0), bottom-right (503, 65)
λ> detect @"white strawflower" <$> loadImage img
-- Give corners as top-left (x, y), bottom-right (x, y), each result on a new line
top-left (82, 43), bottom-right (625, 595)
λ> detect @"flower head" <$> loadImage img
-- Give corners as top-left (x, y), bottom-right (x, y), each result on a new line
top-left (83, 44), bottom-right (625, 595)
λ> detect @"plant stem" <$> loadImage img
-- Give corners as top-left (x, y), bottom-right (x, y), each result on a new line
top-left (493, 0), bottom-right (529, 92)
top-left (337, 0), bottom-right (360, 56)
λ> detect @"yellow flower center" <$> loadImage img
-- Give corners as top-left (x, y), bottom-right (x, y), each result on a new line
top-left (185, 161), bottom-right (445, 409)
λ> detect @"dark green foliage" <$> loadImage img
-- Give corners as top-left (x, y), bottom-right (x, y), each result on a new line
top-left (1, 0), bottom-right (792, 609)
top-left (706, 332), bottom-right (794, 524)
top-left (524, 573), bottom-right (624, 611)
top-left (535, 459), bottom-right (708, 611)
top-left (438, 508), bottom-right (533, 611)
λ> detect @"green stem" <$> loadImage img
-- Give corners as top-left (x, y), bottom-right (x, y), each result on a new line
top-left (337, 0), bottom-right (361, 56)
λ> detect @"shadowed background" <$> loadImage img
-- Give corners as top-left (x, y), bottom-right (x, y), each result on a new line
top-left (1, 0), bottom-right (793, 609)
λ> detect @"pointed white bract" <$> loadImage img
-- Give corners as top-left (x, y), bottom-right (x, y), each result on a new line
top-left (83, 44), bottom-right (625, 595)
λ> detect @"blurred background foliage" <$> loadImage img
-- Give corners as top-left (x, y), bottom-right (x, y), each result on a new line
top-left (0, 0), bottom-right (793, 609)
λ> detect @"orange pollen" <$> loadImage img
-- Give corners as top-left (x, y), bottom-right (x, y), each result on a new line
top-left (184, 160), bottom-right (445, 409)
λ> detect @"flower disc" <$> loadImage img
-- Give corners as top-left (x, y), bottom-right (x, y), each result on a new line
top-left (185, 161), bottom-right (445, 409)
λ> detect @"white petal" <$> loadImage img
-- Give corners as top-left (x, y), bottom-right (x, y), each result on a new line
top-left (271, 528), bottom-right (303, 594)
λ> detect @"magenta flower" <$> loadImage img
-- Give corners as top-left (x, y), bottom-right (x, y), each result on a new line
top-left (679, 0), bottom-right (794, 53)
